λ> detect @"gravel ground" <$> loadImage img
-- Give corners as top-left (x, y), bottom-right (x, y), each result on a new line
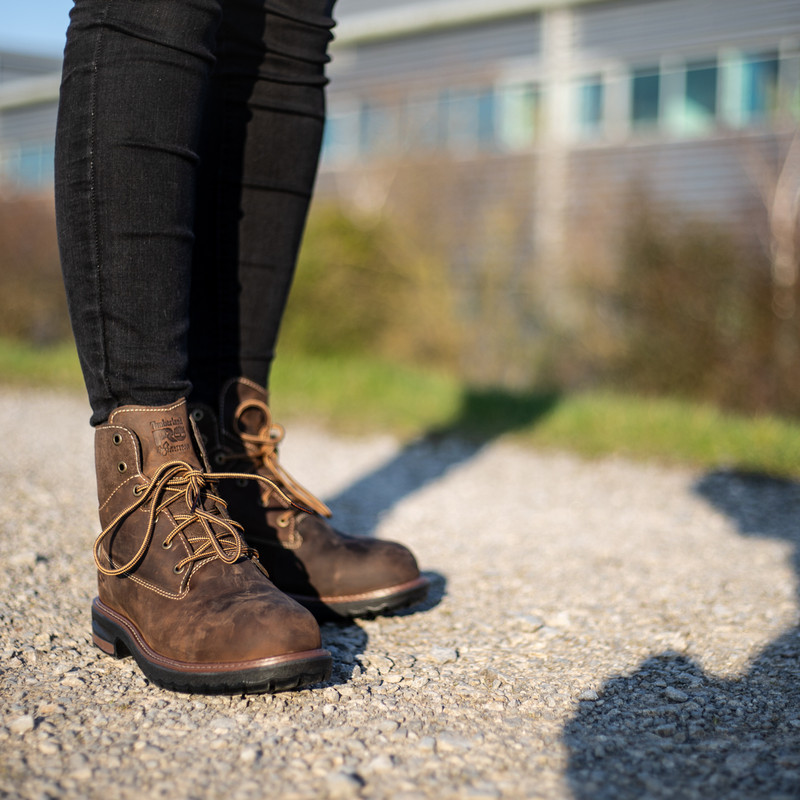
top-left (2, 387), bottom-right (800, 800)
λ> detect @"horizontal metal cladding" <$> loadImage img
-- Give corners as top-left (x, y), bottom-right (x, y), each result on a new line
top-left (0, 52), bottom-right (62, 86)
top-left (329, 14), bottom-right (543, 94)
top-left (334, 0), bottom-right (430, 18)
top-left (575, 0), bottom-right (800, 62)
top-left (0, 103), bottom-right (58, 145)
top-left (566, 133), bottom-right (795, 224)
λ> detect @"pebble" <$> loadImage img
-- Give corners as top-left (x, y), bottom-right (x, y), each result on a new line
top-left (427, 647), bottom-right (458, 665)
top-left (325, 772), bottom-right (363, 798)
top-left (665, 687), bottom-right (689, 703)
top-left (9, 715), bottom-right (34, 735)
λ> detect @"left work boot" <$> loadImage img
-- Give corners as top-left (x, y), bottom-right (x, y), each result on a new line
top-left (190, 378), bottom-right (429, 619)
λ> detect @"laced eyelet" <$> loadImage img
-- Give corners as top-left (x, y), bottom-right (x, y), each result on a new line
top-left (117, 462), bottom-right (127, 473)
top-left (112, 433), bottom-right (123, 446)
top-left (162, 539), bottom-right (173, 550)
top-left (191, 408), bottom-right (204, 422)
top-left (173, 564), bottom-right (184, 575)
top-left (133, 484), bottom-right (145, 496)
top-left (276, 512), bottom-right (292, 528)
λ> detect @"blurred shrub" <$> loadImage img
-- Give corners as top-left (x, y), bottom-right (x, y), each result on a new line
top-left (0, 192), bottom-right (69, 344)
top-left (611, 192), bottom-right (800, 416)
top-left (281, 203), bottom-right (462, 370)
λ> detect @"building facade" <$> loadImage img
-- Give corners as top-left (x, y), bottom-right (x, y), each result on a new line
top-left (2, 0), bottom-right (799, 259)
top-left (321, 0), bottom-right (800, 295)
top-left (0, 51), bottom-right (61, 191)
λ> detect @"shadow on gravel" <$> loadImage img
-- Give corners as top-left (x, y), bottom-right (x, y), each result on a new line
top-left (563, 470), bottom-right (800, 799)
top-left (317, 571), bottom-right (448, 688)
top-left (324, 387), bottom-right (560, 536)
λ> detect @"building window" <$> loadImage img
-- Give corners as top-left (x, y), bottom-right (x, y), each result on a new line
top-left (404, 94), bottom-right (440, 150)
top-left (321, 108), bottom-right (360, 164)
top-left (496, 82), bottom-right (540, 151)
top-left (631, 66), bottom-right (660, 130)
top-left (663, 59), bottom-right (718, 136)
top-left (440, 88), bottom-right (495, 154)
top-left (359, 101), bottom-right (401, 157)
top-left (576, 75), bottom-right (604, 138)
top-left (741, 51), bottom-right (780, 123)
top-left (684, 60), bottom-right (718, 131)
top-left (0, 142), bottom-right (55, 189)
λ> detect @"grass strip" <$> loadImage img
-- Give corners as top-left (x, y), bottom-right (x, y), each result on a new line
top-left (2, 338), bottom-right (799, 476)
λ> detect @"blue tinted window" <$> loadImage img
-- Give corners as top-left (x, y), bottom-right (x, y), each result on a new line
top-left (632, 67), bottom-right (660, 129)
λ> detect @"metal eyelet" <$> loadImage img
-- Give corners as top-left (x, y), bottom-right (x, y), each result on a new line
top-left (191, 408), bottom-right (204, 422)
top-left (236, 479), bottom-right (248, 488)
top-left (133, 484), bottom-right (145, 496)
top-left (162, 539), bottom-right (173, 550)
top-left (112, 433), bottom-right (123, 446)
top-left (173, 564), bottom-right (184, 575)
top-left (117, 462), bottom-right (127, 473)
top-left (214, 453), bottom-right (225, 466)
top-left (276, 513), bottom-right (292, 528)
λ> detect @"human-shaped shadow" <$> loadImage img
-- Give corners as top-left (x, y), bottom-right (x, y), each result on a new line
top-left (322, 386), bottom-right (561, 537)
top-left (564, 470), bottom-right (800, 799)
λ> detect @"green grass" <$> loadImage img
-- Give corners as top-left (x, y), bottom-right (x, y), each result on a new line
top-left (0, 338), bottom-right (84, 389)
top-left (3, 338), bottom-right (800, 476)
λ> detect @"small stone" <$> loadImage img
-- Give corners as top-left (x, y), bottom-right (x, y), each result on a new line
top-left (239, 747), bottom-right (259, 765)
top-left (383, 674), bottom-right (403, 684)
top-left (38, 703), bottom-right (66, 716)
top-left (428, 647), bottom-right (458, 664)
top-left (665, 687), bottom-right (689, 703)
top-left (364, 754), bottom-right (394, 773)
top-left (513, 614), bottom-right (545, 632)
top-left (322, 687), bottom-right (341, 703)
top-left (325, 771), bottom-right (363, 798)
top-left (60, 676), bottom-right (86, 689)
top-left (436, 733), bottom-right (471, 752)
top-left (9, 551), bottom-right (38, 568)
top-left (578, 689), bottom-right (599, 701)
top-left (368, 719), bottom-right (399, 734)
top-left (9, 715), bottom-right (34, 735)
top-left (655, 723), bottom-right (677, 737)
top-left (69, 767), bottom-right (92, 781)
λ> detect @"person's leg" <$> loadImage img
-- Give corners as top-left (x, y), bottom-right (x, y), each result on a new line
top-left (54, 0), bottom-right (329, 692)
top-left (55, 0), bottom-right (221, 425)
top-left (185, 0), bottom-right (428, 619)
top-left (188, 0), bottom-right (335, 404)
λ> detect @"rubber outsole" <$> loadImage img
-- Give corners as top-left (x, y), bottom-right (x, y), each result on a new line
top-left (91, 598), bottom-right (332, 694)
top-left (288, 575), bottom-right (431, 621)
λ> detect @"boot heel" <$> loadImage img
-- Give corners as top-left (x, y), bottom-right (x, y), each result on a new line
top-left (91, 603), bottom-right (130, 659)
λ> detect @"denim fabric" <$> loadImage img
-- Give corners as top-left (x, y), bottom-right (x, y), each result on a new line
top-left (55, 0), bottom-right (335, 425)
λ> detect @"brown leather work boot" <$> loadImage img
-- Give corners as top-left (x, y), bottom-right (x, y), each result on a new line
top-left (189, 378), bottom-right (429, 620)
top-left (91, 398), bottom-right (331, 693)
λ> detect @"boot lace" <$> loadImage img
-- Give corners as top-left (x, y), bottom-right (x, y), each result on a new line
top-left (94, 460), bottom-right (306, 576)
top-left (219, 398), bottom-right (332, 519)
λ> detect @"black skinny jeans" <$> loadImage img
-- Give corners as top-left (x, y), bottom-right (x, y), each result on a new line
top-left (55, 0), bottom-right (335, 425)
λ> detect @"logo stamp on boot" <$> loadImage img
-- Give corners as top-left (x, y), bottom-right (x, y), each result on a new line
top-left (151, 417), bottom-right (189, 456)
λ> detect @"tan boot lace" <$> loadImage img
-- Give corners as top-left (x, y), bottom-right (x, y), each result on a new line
top-left (94, 460), bottom-right (306, 576)
top-left (220, 398), bottom-right (332, 519)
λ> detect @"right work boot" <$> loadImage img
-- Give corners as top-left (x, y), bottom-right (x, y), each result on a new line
top-left (91, 399), bottom-right (331, 694)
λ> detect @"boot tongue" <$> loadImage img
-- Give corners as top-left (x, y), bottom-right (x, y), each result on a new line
top-left (109, 399), bottom-right (202, 477)
top-left (220, 379), bottom-right (271, 439)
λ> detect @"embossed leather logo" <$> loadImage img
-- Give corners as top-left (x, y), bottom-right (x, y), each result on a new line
top-left (150, 417), bottom-right (189, 456)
